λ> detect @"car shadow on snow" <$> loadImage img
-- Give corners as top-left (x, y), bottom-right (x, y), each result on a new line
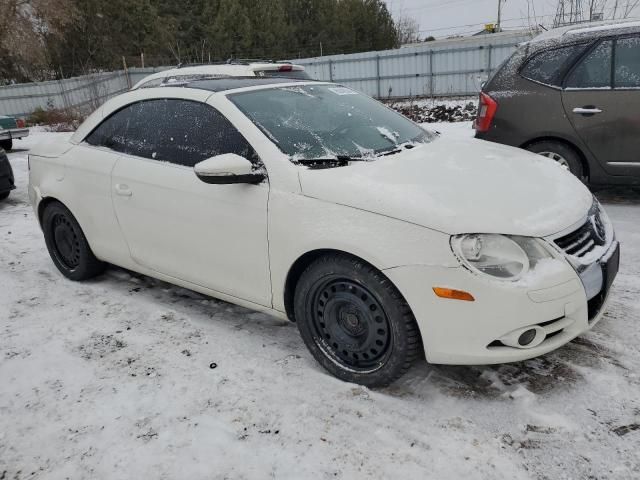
top-left (594, 186), bottom-right (640, 205)
top-left (385, 315), bottom-right (626, 400)
top-left (100, 265), bottom-right (627, 401)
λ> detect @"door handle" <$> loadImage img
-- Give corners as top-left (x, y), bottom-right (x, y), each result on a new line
top-left (573, 107), bottom-right (603, 115)
top-left (115, 184), bottom-right (132, 197)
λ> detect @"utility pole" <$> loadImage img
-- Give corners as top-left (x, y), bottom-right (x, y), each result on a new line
top-left (497, 0), bottom-right (505, 32)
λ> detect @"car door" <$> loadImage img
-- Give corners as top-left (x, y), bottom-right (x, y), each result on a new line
top-left (562, 36), bottom-right (640, 176)
top-left (110, 98), bottom-right (272, 307)
top-left (66, 107), bottom-right (133, 264)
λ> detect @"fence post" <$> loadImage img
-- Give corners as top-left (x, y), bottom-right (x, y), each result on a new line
top-left (58, 67), bottom-right (71, 112)
top-left (328, 59), bottom-right (333, 82)
top-left (487, 44), bottom-right (493, 77)
top-left (122, 56), bottom-right (132, 89)
top-left (376, 55), bottom-right (381, 98)
top-left (429, 50), bottom-right (434, 98)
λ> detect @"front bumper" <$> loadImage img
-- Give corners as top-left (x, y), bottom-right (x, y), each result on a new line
top-left (385, 240), bottom-right (619, 365)
top-left (0, 128), bottom-right (30, 141)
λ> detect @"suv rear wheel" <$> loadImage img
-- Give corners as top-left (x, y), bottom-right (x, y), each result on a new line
top-left (526, 141), bottom-right (584, 180)
top-left (0, 139), bottom-right (13, 151)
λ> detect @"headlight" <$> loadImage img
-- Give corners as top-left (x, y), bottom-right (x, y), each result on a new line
top-left (451, 234), bottom-right (552, 281)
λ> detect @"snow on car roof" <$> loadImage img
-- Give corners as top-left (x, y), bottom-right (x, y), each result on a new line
top-left (531, 19), bottom-right (640, 43)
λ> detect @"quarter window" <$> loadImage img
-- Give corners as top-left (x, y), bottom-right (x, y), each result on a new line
top-left (86, 99), bottom-right (258, 167)
top-left (615, 37), bottom-right (640, 88)
top-left (521, 44), bottom-right (586, 86)
top-left (565, 41), bottom-right (613, 89)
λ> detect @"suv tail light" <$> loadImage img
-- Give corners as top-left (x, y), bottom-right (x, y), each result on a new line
top-left (475, 92), bottom-right (498, 133)
top-left (16, 118), bottom-right (26, 128)
top-left (278, 65), bottom-right (293, 72)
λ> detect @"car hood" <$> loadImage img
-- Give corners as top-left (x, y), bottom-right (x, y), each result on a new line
top-left (298, 137), bottom-right (593, 237)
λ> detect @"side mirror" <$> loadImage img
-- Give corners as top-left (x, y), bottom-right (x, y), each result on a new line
top-left (194, 154), bottom-right (265, 185)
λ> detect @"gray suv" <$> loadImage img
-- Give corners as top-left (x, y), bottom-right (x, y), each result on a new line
top-left (475, 21), bottom-right (640, 185)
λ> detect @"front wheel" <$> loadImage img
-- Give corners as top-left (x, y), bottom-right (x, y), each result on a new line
top-left (42, 201), bottom-right (106, 280)
top-left (294, 253), bottom-right (422, 387)
top-left (0, 191), bottom-right (9, 201)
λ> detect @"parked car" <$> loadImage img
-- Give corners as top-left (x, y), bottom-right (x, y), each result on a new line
top-left (475, 20), bottom-right (640, 185)
top-left (0, 114), bottom-right (29, 151)
top-left (0, 147), bottom-right (15, 200)
top-left (29, 78), bottom-right (619, 387)
top-left (132, 60), bottom-right (310, 90)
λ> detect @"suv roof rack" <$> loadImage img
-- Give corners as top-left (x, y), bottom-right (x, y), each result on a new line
top-left (176, 59), bottom-right (292, 69)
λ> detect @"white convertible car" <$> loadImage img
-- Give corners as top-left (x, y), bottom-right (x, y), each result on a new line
top-left (28, 78), bottom-right (620, 387)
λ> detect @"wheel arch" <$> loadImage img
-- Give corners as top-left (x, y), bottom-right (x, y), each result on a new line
top-left (520, 136), bottom-right (591, 181)
top-left (37, 196), bottom-right (62, 227)
top-left (283, 249), bottom-right (414, 326)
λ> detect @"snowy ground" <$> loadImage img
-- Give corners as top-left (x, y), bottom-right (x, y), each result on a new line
top-left (2, 128), bottom-right (640, 479)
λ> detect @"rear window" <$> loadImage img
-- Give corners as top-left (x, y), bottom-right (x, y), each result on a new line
top-left (521, 44), bottom-right (586, 86)
top-left (254, 69), bottom-right (311, 80)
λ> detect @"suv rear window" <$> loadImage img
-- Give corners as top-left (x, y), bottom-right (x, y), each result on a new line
top-left (254, 69), bottom-right (311, 80)
top-left (521, 44), bottom-right (586, 86)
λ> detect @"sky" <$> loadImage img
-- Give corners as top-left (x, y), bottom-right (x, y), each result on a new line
top-left (384, 0), bottom-right (597, 38)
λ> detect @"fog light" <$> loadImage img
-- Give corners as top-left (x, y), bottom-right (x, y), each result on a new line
top-left (518, 329), bottom-right (537, 346)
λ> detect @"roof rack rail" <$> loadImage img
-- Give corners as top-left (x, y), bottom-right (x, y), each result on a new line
top-left (175, 59), bottom-right (293, 69)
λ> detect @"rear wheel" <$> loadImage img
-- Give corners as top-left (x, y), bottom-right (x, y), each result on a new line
top-left (42, 202), bottom-right (105, 280)
top-left (0, 139), bottom-right (13, 151)
top-left (0, 191), bottom-right (9, 201)
top-left (294, 253), bottom-right (421, 387)
top-left (526, 141), bottom-right (584, 180)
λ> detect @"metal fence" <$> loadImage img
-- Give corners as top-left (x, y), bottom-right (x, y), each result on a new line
top-left (0, 68), bottom-right (170, 118)
top-left (291, 30), bottom-right (535, 99)
top-left (0, 29), bottom-right (535, 118)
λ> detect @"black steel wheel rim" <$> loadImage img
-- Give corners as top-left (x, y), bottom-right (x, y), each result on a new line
top-left (52, 213), bottom-right (81, 269)
top-left (309, 278), bottom-right (392, 372)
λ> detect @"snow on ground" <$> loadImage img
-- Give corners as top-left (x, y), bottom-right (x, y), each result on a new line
top-left (1, 131), bottom-right (640, 480)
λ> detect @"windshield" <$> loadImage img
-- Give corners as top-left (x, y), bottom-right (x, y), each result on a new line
top-left (229, 84), bottom-right (435, 161)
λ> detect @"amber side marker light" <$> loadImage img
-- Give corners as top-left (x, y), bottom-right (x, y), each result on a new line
top-left (433, 287), bottom-right (475, 302)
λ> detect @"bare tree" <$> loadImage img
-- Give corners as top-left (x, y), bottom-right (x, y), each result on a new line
top-left (0, 0), bottom-right (75, 81)
top-left (396, 16), bottom-right (421, 45)
top-left (623, 0), bottom-right (640, 17)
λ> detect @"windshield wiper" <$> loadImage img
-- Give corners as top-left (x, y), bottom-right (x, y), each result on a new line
top-left (296, 155), bottom-right (369, 169)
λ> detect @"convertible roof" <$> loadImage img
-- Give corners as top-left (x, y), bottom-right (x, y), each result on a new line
top-left (179, 76), bottom-right (318, 92)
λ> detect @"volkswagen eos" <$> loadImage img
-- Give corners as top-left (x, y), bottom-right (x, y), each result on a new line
top-left (28, 78), bottom-right (620, 387)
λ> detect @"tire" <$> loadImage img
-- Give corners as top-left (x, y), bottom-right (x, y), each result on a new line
top-left (293, 253), bottom-right (421, 387)
top-left (42, 201), bottom-right (105, 280)
top-left (0, 139), bottom-right (13, 151)
top-left (0, 191), bottom-right (9, 201)
top-left (526, 141), bottom-right (584, 180)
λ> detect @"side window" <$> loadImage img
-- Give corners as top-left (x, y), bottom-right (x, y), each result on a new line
top-left (615, 36), bottom-right (640, 88)
top-left (85, 100), bottom-right (166, 160)
top-left (156, 100), bottom-right (258, 168)
top-left (565, 40), bottom-right (613, 89)
top-left (123, 100), bottom-right (166, 159)
top-left (521, 44), bottom-right (585, 86)
top-left (85, 105), bottom-right (134, 152)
